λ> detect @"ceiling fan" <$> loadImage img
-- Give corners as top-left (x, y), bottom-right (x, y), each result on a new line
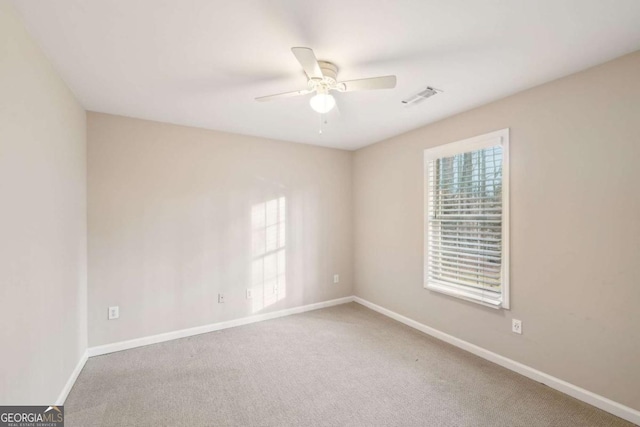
top-left (256, 47), bottom-right (397, 114)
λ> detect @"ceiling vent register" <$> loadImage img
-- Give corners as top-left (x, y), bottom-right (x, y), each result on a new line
top-left (402, 87), bottom-right (441, 106)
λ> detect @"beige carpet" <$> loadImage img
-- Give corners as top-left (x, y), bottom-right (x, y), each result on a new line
top-left (66, 303), bottom-right (634, 426)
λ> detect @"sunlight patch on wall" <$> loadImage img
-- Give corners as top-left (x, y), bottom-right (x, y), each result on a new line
top-left (251, 197), bottom-right (286, 313)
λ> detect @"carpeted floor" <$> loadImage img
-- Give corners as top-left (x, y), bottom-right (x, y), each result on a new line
top-left (65, 303), bottom-right (634, 426)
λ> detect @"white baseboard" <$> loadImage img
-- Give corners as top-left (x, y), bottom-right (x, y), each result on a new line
top-left (353, 296), bottom-right (640, 425)
top-left (88, 296), bottom-right (354, 357)
top-left (56, 350), bottom-right (88, 405)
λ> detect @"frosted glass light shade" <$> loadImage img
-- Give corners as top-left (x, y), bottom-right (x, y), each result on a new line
top-left (309, 93), bottom-right (336, 114)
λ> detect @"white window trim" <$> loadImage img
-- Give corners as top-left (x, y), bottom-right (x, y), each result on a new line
top-left (423, 128), bottom-right (510, 309)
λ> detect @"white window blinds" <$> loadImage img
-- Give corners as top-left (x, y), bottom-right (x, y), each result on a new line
top-left (424, 129), bottom-right (509, 308)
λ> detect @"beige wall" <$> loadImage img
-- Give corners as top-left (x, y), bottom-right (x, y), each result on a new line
top-left (353, 51), bottom-right (640, 410)
top-left (0, 0), bottom-right (87, 404)
top-left (88, 113), bottom-right (353, 346)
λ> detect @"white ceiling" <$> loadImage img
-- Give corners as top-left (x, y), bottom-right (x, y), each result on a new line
top-left (12, 0), bottom-right (640, 150)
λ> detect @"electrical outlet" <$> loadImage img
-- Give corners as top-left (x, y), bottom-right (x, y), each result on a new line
top-left (512, 319), bottom-right (522, 334)
top-left (108, 306), bottom-right (119, 320)
top-left (246, 289), bottom-right (253, 299)
top-left (333, 274), bottom-right (339, 284)
top-left (218, 293), bottom-right (225, 304)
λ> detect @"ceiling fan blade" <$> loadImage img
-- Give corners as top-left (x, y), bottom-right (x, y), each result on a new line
top-left (337, 75), bottom-right (397, 92)
top-left (255, 88), bottom-right (312, 102)
top-left (291, 47), bottom-right (323, 79)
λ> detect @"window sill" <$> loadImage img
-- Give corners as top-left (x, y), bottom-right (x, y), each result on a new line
top-left (425, 281), bottom-right (505, 310)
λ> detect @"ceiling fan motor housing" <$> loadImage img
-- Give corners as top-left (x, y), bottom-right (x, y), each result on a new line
top-left (308, 61), bottom-right (339, 91)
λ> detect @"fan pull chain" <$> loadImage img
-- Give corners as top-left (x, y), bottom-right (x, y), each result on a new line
top-left (319, 113), bottom-right (327, 135)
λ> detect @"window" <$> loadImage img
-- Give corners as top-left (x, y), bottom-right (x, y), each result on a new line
top-left (424, 129), bottom-right (509, 308)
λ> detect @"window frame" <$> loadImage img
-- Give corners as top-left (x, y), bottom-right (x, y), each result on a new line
top-left (423, 128), bottom-right (510, 309)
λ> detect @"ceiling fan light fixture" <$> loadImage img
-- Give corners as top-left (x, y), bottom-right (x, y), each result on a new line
top-left (256, 47), bottom-right (397, 119)
top-left (309, 92), bottom-right (336, 114)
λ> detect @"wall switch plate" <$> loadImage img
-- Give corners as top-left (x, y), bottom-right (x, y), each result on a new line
top-left (246, 289), bottom-right (253, 299)
top-left (108, 306), bottom-right (119, 320)
top-left (333, 274), bottom-right (339, 284)
top-left (218, 293), bottom-right (225, 303)
top-left (512, 319), bottom-right (522, 334)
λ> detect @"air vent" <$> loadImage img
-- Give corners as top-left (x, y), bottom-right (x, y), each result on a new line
top-left (402, 87), bottom-right (441, 106)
